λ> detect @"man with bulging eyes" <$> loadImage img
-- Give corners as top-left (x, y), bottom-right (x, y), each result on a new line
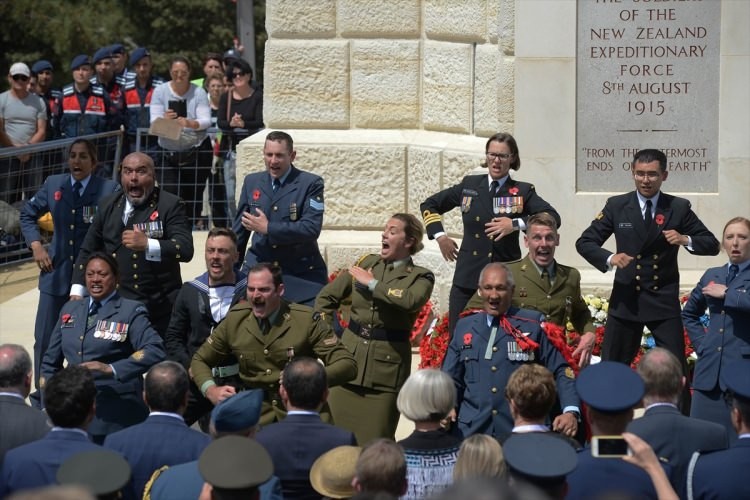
top-left (576, 148), bottom-right (719, 412)
top-left (71, 152), bottom-right (194, 337)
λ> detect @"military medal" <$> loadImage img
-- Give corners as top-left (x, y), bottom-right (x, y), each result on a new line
top-left (461, 196), bottom-right (472, 213)
top-left (493, 197), bottom-right (502, 215)
top-left (519, 287), bottom-right (528, 298)
top-left (82, 206), bottom-right (96, 223)
top-left (290, 203), bottom-right (298, 221)
top-left (286, 347), bottom-right (295, 364)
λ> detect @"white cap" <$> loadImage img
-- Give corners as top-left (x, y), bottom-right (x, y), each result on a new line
top-left (9, 62), bottom-right (31, 77)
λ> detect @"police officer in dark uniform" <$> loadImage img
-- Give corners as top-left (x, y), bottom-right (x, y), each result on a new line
top-left (315, 213), bottom-right (435, 445)
top-left (56, 54), bottom-right (114, 139)
top-left (421, 132), bottom-right (560, 334)
top-left (71, 152), bottom-right (194, 337)
top-left (191, 263), bottom-right (356, 426)
top-left (123, 47), bottom-right (164, 155)
top-left (234, 131), bottom-right (327, 305)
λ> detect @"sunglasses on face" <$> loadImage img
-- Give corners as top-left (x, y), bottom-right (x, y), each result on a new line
top-left (12, 74), bottom-right (29, 82)
top-left (232, 72), bottom-right (247, 79)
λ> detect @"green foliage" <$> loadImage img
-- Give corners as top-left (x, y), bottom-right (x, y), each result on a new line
top-left (0, 0), bottom-right (266, 91)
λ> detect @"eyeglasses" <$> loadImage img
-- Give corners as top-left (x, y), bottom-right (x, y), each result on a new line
top-left (232, 72), bottom-right (247, 79)
top-left (12, 74), bottom-right (29, 82)
top-left (633, 171), bottom-right (662, 180)
top-left (486, 152), bottom-right (512, 161)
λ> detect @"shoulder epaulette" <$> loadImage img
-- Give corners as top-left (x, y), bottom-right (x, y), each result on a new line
top-left (90, 85), bottom-right (105, 97)
top-left (62, 84), bottom-right (75, 96)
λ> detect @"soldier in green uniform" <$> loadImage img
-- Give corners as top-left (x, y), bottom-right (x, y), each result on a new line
top-left (315, 213), bottom-right (435, 445)
top-left (190, 263), bottom-right (357, 426)
top-left (465, 213), bottom-right (596, 368)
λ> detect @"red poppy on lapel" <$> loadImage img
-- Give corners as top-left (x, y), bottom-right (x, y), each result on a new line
top-left (61, 313), bottom-right (72, 324)
top-left (150, 211), bottom-right (159, 221)
top-left (54, 191), bottom-right (62, 201)
top-left (508, 186), bottom-right (519, 195)
top-left (655, 214), bottom-right (665, 225)
top-left (253, 189), bottom-right (260, 201)
top-left (463, 333), bottom-right (472, 346)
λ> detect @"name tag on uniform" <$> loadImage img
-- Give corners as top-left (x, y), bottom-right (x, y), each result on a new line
top-left (618, 222), bottom-right (633, 229)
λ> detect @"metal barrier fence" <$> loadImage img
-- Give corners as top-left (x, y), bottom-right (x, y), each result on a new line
top-left (134, 127), bottom-right (239, 231)
top-left (0, 130), bottom-right (124, 265)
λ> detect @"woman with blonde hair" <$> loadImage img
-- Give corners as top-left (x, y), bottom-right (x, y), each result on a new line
top-left (453, 434), bottom-right (506, 481)
top-left (396, 368), bottom-right (461, 500)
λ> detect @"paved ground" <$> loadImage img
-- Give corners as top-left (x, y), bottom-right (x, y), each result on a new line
top-left (0, 231), bottom-right (416, 440)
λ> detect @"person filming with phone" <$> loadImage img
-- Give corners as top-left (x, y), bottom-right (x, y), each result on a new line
top-left (566, 361), bottom-right (677, 500)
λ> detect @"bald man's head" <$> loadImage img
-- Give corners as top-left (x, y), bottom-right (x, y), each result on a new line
top-left (120, 152), bottom-right (156, 206)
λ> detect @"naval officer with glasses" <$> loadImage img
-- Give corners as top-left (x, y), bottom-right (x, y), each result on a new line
top-left (421, 132), bottom-right (561, 334)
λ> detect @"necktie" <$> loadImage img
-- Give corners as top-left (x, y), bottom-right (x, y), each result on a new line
top-left (272, 179), bottom-right (281, 192)
top-left (644, 199), bottom-right (653, 227)
top-left (87, 301), bottom-right (101, 329)
top-left (259, 317), bottom-right (270, 335)
top-left (73, 181), bottom-right (83, 200)
top-left (490, 180), bottom-right (499, 194)
top-left (541, 268), bottom-right (550, 287)
top-left (728, 264), bottom-right (739, 284)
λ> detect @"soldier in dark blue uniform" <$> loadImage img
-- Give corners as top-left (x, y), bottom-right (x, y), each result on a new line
top-left (442, 262), bottom-right (580, 440)
top-left (41, 253), bottom-right (166, 443)
top-left (421, 132), bottom-right (560, 333)
top-left (566, 361), bottom-right (675, 499)
top-left (234, 131), bottom-right (326, 305)
top-left (687, 362), bottom-right (750, 499)
top-left (20, 139), bottom-right (120, 406)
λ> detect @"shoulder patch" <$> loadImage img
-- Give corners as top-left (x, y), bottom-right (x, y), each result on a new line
top-left (131, 350), bottom-right (145, 361)
top-left (323, 335), bottom-right (338, 346)
top-left (595, 211), bottom-right (604, 220)
top-left (564, 367), bottom-right (575, 379)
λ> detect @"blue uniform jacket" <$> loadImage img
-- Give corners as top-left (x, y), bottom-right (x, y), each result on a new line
top-left (20, 174), bottom-right (120, 296)
top-left (689, 438), bottom-right (750, 499)
top-left (566, 446), bottom-right (667, 499)
top-left (234, 166), bottom-right (326, 284)
top-left (442, 308), bottom-right (579, 438)
top-left (0, 429), bottom-right (101, 496)
top-left (40, 293), bottom-right (166, 436)
top-left (682, 263), bottom-right (750, 392)
top-left (103, 414), bottom-right (210, 500)
top-left (148, 459), bottom-right (283, 500)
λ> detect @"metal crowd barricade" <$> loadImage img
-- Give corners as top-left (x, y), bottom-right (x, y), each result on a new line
top-left (0, 130), bottom-right (124, 265)
top-left (134, 127), bottom-right (235, 230)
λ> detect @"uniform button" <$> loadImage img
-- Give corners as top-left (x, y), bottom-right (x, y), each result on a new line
top-left (636, 265), bottom-right (641, 270)
top-left (472, 251), bottom-right (478, 256)
top-left (273, 206), bottom-right (278, 212)
top-left (132, 254), bottom-right (137, 259)
top-left (309, 266), bottom-right (314, 270)
top-left (79, 336), bottom-right (84, 340)
top-left (272, 399), bottom-right (278, 406)
top-left (363, 340), bottom-right (368, 345)
top-left (133, 274), bottom-right (138, 279)
top-left (654, 275), bottom-right (659, 280)
top-left (717, 346), bottom-right (722, 351)
top-left (70, 224), bottom-right (75, 230)
top-left (273, 261), bottom-right (279, 266)
top-left (134, 284), bottom-right (139, 289)
top-left (272, 245), bottom-right (277, 249)
top-left (635, 275), bottom-right (640, 280)
top-left (176, 254), bottom-right (180, 259)
top-left (719, 328), bottom-right (724, 333)
top-left (492, 409), bottom-right (498, 415)
top-left (491, 366), bottom-right (497, 372)
top-left (653, 254), bottom-right (659, 259)
top-left (77, 351), bottom-right (82, 355)
top-left (546, 295), bottom-right (552, 300)
top-left (546, 314), bottom-right (551, 320)
top-left (491, 387), bottom-right (498, 393)
top-left (721, 310), bottom-right (725, 315)
top-left (386, 355), bottom-right (391, 360)
top-left (475, 233), bottom-right (480, 238)
top-left (636, 254), bottom-right (642, 259)
top-left (492, 346), bottom-right (498, 352)
top-left (520, 303), bottom-right (525, 307)
top-left (475, 217), bottom-right (480, 222)
top-left (653, 264), bottom-right (658, 269)
top-left (636, 286), bottom-right (641, 291)
top-left (370, 306), bottom-right (375, 311)
top-left (175, 244), bottom-right (180, 250)
top-left (133, 264), bottom-right (137, 269)
top-left (653, 286), bottom-right (658, 290)
top-left (266, 369), bottom-right (272, 375)
top-left (69, 240), bottom-right (74, 245)
top-left (70, 256), bottom-right (74, 261)
top-left (263, 349), bottom-right (269, 355)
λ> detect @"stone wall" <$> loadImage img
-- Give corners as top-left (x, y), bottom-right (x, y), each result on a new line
top-left (237, 0), bottom-right (750, 313)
